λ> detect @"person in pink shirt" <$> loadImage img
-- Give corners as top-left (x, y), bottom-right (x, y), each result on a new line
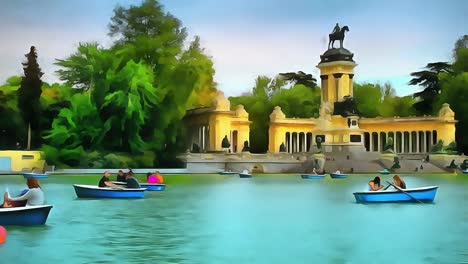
top-left (146, 172), bottom-right (158, 183)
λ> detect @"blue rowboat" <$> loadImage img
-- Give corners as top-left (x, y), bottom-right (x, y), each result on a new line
top-left (353, 186), bottom-right (438, 203)
top-left (378, 169), bottom-right (390, 175)
top-left (330, 173), bottom-right (348, 179)
top-left (23, 173), bottom-right (49, 179)
top-left (301, 174), bottom-right (326, 179)
top-left (73, 184), bottom-right (146, 198)
top-left (0, 205), bottom-right (53, 225)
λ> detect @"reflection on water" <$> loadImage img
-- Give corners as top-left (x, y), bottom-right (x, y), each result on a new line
top-left (1, 174), bottom-right (468, 263)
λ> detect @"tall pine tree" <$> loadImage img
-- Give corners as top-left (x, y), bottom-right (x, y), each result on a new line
top-left (18, 46), bottom-right (43, 150)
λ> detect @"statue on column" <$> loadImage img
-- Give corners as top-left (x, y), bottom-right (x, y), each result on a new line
top-left (221, 135), bottom-right (231, 148)
top-left (242, 141), bottom-right (250, 152)
top-left (279, 142), bottom-right (286, 152)
top-left (328, 23), bottom-right (350, 49)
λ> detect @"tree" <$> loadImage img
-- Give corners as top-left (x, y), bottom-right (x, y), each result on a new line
top-left (17, 46), bottom-right (44, 150)
top-left (279, 71), bottom-right (317, 88)
top-left (52, 0), bottom-right (216, 167)
top-left (453, 35), bottom-right (468, 73)
top-left (409, 62), bottom-right (452, 115)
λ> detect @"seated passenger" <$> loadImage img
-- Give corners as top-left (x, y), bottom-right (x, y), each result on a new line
top-left (334, 170), bottom-right (341, 174)
top-left (125, 172), bottom-right (141, 188)
top-left (6, 178), bottom-right (45, 206)
top-left (147, 172), bottom-right (158, 183)
top-left (98, 171), bottom-right (117, 188)
top-left (393, 175), bottom-right (406, 189)
top-left (312, 168), bottom-right (317, 175)
top-left (116, 170), bottom-right (126, 182)
top-left (155, 171), bottom-right (164, 184)
top-left (368, 176), bottom-right (384, 191)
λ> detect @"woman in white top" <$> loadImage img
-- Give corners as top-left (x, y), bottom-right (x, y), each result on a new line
top-left (6, 178), bottom-right (45, 206)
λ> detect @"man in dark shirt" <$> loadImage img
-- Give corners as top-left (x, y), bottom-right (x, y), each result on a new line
top-left (125, 171), bottom-right (141, 188)
top-left (116, 170), bottom-right (126, 182)
top-left (98, 171), bottom-right (117, 188)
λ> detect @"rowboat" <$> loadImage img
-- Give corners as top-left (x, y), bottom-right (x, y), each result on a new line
top-left (23, 173), bottom-right (49, 179)
top-left (378, 169), bottom-right (391, 175)
top-left (330, 173), bottom-right (348, 179)
top-left (0, 205), bottom-right (53, 225)
top-left (301, 174), bottom-right (326, 179)
top-left (353, 186), bottom-right (438, 203)
top-left (73, 184), bottom-right (146, 198)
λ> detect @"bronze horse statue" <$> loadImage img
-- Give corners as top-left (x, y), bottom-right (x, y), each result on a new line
top-left (328, 26), bottom-right (349, 49)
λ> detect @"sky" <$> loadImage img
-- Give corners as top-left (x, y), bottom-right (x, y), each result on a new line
top-left (0, 0), bottom-right (466, 97)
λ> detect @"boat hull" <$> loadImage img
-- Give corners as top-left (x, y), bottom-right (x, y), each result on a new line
top-left (73, 184), bottom-right (146, 198)
top-left (112, 182), bottom-right (165, 191)
top-left (23, 173), bottom-right (49, 179)
top-left (353, 186), bottom-right (438, 203)
top-left (140, 183), bottom-right (166, 191)
top-left (301, 174), bottom-right (326, 179)
top-left (239, 173), bottom-right (252, 178)
top-left (219, 172), bottom-right (238, 175)
top-left (379, 171), bottom-right (390, 175)
top-left (0, 205), bottom-right (53, 225)
top-left (330, 173), bottom-right (348, 179)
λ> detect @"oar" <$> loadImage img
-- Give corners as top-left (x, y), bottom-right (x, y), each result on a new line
top-left (383, 183), bottom-right (392, 190)
top-left (386, 181), bottom-right (423, 203)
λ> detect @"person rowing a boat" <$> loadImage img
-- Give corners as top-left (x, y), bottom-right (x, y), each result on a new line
top-left (98, 171), bottom-right (118, 188)
top-left (392, 175), bottom-right (406, 189)
top-left (368, 176), bottom-right (384, 191)
top-left (4, 178), bottom-right (45, 207)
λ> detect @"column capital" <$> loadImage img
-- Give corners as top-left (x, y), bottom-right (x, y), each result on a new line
top-left (320, 75), bottom-right (329, 80)
top-left (333, 73), bottom-right (343, 79)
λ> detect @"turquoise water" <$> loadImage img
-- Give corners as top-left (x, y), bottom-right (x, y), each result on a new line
top-left (0, 173), bottom-right (467, 264)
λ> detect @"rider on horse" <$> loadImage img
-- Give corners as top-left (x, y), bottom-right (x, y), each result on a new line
top-left (332, 23), bottom-right (340, 35)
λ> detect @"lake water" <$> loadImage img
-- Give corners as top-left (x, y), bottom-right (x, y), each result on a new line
top-left (1, 173), bottom-right (468, 264)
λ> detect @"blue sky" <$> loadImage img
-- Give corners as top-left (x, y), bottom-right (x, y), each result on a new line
top-left (0, 0), bottom-right (466, 97)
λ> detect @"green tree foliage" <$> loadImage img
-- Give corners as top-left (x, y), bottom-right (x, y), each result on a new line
top-left (453, 35), bottom-right (468, 73)
top-left (17, 46), bottom-right (44, 149)
top-left (354, 82), bottom-right (417, 118)
top-left (409, 62), bottom-right (452, 115)
top-left (353, 83), bottom-right (382, 117)
top-left (50, 0), bottom-right (216, 167)
top-left (0, 77), bottom-right (25, 149)
top-left (435, 73), bottom-right (468, 154)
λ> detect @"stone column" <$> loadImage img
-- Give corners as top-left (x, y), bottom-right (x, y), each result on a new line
top-left (409, 132), bottom-right (412, 153)
top-left (416, 131), bottom-right (420, 153)
top-left (393, 132), bottom-right (397, 153)
top-left (378, 132), bottom-right (381, 152)
top-left (289, 132), bottom-right (292, 153)
top-left (349, 74), bottom-right (354, 97)
top-left (296, 133), bottom-right (299, 153)
top-left (333, 73), bottom-right (343, 102)
top-left (401, 132), bottom-right (405, 153)
top-left (369, 133), bottom-right (373, 152)
top-left (304, 134), bottom-right (308, 153)
top-left (320, 75), bottom-right (329, 103)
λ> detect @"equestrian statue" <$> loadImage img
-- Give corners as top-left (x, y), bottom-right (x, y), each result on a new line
top-left (328, 23), bottom-right (349, 49)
